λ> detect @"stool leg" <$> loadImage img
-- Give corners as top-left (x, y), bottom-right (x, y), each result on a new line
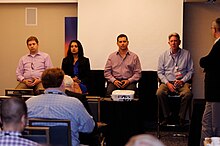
top-left (157, 97), bottom-right (160, 139)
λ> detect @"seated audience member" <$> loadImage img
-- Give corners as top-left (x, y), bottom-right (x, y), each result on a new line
top-left (62, 40), bottom-right (91, 94)
top-left (156, 32), bottom-right (194, 126)
top-left (16, 36), bottom-right (53, 95)
top-left (104, 34), bottom-right (142, 97)
top-left (125, 134), bottom-right (165, 146)
top-left (0, 97), bottom-right (40, 146)
top-left (63, 75), bottom-right (92, 115)
top-left (26, 68), bottom-right (95, 146)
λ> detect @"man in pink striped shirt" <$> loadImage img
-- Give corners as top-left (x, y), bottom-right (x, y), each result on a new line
top-left (104, 34), bottom-right (142, 97)
top-left (15, 36), bottom-right (53, 95)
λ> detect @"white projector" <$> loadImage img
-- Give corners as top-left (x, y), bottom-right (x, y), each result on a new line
top-left (111, 90), bottom-right (135, 101)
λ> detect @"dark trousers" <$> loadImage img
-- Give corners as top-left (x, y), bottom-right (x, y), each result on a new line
top-left (156, 83), bottom-right (192, 120)
top-left (200, 102), bottom-right (220, 146)
top-left (106, 82), bottom-right (137, 97)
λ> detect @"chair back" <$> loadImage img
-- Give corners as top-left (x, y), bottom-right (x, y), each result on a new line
top-left (28, 118), bottom-right (72, 146)
top-left (5, 88), bottom-right (34, 101)
top-left (5, 88), bottom-right (34, 96)
top-left (23, 126), bottom-right (50, 144)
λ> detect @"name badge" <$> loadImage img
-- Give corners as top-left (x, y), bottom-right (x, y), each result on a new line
top-left (174, 66), bottom-right (183, 80)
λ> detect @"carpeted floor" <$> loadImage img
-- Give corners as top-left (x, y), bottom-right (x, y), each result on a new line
top-left (145, 131), bottom-right (188, 146)
top-left (142, 120), bottom-right (189, 146)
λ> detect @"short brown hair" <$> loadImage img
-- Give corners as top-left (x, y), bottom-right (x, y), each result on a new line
top-left (26, 36), bottom-right (39, 45)
top-left (41, 68), bottom-right (65, 89)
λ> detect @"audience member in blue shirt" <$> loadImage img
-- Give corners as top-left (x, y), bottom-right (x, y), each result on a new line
top-left (26, 67), bottom-right (95, 146)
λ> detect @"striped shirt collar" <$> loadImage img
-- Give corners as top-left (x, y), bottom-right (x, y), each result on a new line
top-left (0, 131), bottom-right (22, 137)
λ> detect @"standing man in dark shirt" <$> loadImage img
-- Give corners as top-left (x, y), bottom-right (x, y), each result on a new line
top-left (200, 18), bottom-right (220, 146)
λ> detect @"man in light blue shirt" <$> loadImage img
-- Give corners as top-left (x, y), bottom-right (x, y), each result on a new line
top-left (156, 32), bottom-right (194, 126)
top-left (26, 67), bottom-right (95, 146)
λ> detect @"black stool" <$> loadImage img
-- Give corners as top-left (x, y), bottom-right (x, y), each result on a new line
top-left (157, 92), bottom-right (191, 138)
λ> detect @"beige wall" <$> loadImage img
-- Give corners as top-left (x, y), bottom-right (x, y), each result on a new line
top-left (0, 3), bottom-right (77, 95)
top-left (183, 2), bottom-right (220, 99)
top-left (1, 2), bottom-right (220, 99)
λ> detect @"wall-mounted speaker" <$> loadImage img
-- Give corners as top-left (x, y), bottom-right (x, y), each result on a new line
top-left (25, 7), bottom-right (37, 26)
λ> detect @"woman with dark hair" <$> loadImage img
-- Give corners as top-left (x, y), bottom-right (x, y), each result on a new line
top-left (62, 40), bottom-right (90, 94)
